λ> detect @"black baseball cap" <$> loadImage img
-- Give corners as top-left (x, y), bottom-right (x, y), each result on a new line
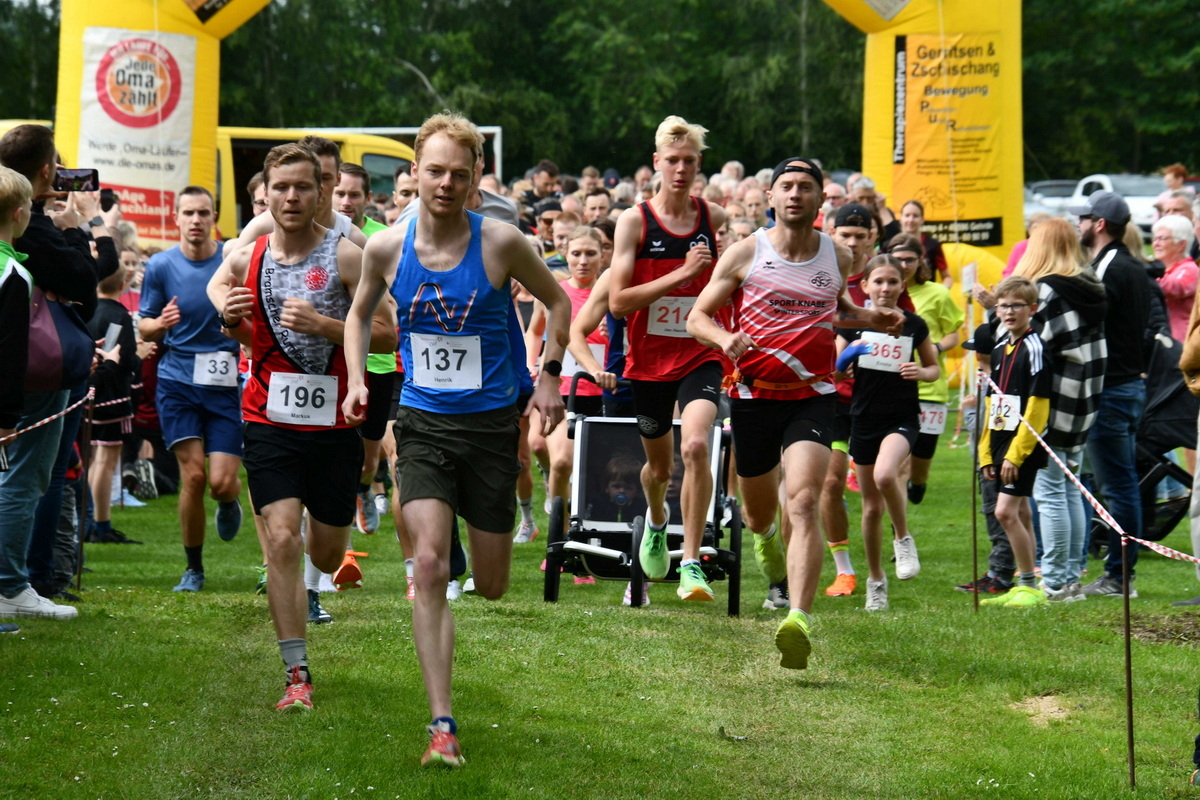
top-left (769, 157), bottom-right (823, 190)
top-left (832, 202), bottom-right (873, 230)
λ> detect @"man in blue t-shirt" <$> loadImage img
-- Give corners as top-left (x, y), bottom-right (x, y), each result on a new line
top-left (138, 186), bottom-right (244, 592)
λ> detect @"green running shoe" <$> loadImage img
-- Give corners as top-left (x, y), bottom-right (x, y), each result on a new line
top-left (980, 587), bottom-right (1019, 606)
top-left (774, 609), bottom-right (812, 670)
top-left (753, 526), bottom-right (787, 584)
top-left (639, 523), bottom-right (670, 580)
top-left (676, 562), bottom-right (714, 601)
top-left (1002, 586), bottom-right (1047, 608)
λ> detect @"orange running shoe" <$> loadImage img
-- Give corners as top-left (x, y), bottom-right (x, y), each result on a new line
top-left (846, 461), bottom-right (860, 493)
top-left (333, 553), bottom-right (363, 590)
top-left (275, 665), bottom-right (313, 711)
top-left (405, 576), bottom-right (415, 601)
top-left (421, 722), bottom-right (464, 768)
top-left (825, 573), bottom-right (857, 597)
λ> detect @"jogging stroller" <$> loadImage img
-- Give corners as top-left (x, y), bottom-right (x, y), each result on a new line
top-left (542, 374), bottom-right (743, 616)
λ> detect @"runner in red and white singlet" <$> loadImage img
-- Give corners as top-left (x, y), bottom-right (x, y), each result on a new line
top-left (207, 143), bottom-right (396, 713)
top-left (608, 115), bottom-right (727, 603)
top-left (689, 157), bottom-right (903, 670)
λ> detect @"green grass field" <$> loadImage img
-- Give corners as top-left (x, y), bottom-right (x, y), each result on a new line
top-left (3, 418), bottom-right (1200, 799)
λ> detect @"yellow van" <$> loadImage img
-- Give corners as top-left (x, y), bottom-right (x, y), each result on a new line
top-left (216, 126), bottom-right (414, 236)
top-left (0, 120), bottom-right (413, 237)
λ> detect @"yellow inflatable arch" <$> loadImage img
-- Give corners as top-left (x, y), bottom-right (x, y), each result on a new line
top-left (823, 0), bottom-right (1023, 388)
top-left (55, 0), bottom-right (270, 246)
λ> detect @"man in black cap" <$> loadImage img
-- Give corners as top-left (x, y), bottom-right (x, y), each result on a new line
top-left (688, 157), bottom-right (901, 667)
top-left (1068, 190), bottom-right (1152, 598)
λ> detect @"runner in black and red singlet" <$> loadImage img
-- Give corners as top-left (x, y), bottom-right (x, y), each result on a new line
top-left (608, 115), bottom-right (727, 603)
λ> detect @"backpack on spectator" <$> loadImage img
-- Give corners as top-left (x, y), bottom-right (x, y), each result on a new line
top-left (24, 286), bottom-right (94, 392)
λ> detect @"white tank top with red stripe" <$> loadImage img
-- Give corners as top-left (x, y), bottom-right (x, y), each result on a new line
top-left (727, 229), bottom-right (841, 401)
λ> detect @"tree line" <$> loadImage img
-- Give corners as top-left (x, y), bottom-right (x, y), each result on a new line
top-left (3, 0), bottom-right (1197, 182)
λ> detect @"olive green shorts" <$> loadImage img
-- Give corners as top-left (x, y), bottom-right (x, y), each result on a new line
top-left (393, 404), bottom-right (521, 533)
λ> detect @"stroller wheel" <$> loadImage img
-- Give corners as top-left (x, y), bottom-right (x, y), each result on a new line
top-left (543, 496), bottom-right (566, 603)
top-left (629, 516), bottom-right (647, 607)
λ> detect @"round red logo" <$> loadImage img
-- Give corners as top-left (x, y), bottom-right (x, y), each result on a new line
top-left (304, 265), bottom-right (329, 291)
top-left (95, 39), bottom-right (183, 129)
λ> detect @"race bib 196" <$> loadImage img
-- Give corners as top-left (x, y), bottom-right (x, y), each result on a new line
top-left (411, 333), bottom-right (482, 390)
top-left (991, 393), bottom-right (1021, 432)
top-left (266, 373), bottom-right (337, 427)
top-left (193, 351), bottom-right (238, 388)
top-left (858, 331), bottom-right (912, 373)
top-left (647, 296), bottom-right (695, 338)
top-left (919, 401), bottom-right (947, 435)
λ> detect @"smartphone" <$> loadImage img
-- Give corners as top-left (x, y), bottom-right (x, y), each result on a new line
top-left (100, 322), bottom-right (122, 353)
top-left (53, 168), bottom-right (99, 192)
top-left (100, 188), bottom-right (117, 212)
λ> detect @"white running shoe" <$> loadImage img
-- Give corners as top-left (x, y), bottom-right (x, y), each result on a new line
top-left (462, 573), bottom-right (476, 593)
top-left (621, 581), bottom-right (650, 606)
top-left (893, 535), bottom-right (921, 580)
top-left (514, 521), bottom-right (539, 544)
top-left (373, 493), bottom-right (388, 517)
top-left (865, 577), bottom-right (889, 612)
top-left (762, 580), bottom-right (790, 609)
top-left (446, 579), bottom-right (463, 601)
top-left (0, 587), bottom-right (78, 619)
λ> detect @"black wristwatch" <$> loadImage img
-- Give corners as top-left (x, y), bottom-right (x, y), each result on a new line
top-left (218, 310), bottom-right (242, 329)
top-left (89, 216), bottom-right (105, 228)
top-left (542, 359), bottom-right (562, 377)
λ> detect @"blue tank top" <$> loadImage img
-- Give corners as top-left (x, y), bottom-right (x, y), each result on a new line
top-left (391, 212), bottom-right (518, 413)
top-left (603, 312), bottom-right (631, 403)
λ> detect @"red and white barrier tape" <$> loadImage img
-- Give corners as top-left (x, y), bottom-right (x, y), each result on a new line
top-left (980, 371), bottom-right (1200, 567)
top-left (0, 389), bottom-right (96, 445)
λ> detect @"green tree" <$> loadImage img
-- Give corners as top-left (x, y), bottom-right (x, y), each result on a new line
top-left (0, 0), bottom-right (59, 121)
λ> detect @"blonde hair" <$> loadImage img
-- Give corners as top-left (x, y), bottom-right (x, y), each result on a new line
top-left (1014, 217), bottom-right (1085, 282)
top-left (654, 115), bottom-right (708, 153)
top-left (0, 165), bottom-right (32, 218)
top-left (414, 111), bottom-right (484, 165)
top-left (994, 275), bottom-right (1039, 306)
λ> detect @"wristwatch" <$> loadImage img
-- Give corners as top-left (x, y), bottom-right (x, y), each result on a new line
top-left (542, 359), bottom-right (562, 377)
top-left (89, 216), bottom-right (105, 228)
top-left (218, 310), bottom-right (242, 329)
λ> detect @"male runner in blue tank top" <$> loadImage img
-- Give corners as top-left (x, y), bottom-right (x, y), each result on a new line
top-left (342, 112), bottom-right (570, 768)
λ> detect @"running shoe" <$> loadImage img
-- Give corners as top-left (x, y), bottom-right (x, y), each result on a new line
top-left (774, 609), bottom-right (812, 670)
top-left (865, 577), bottom-right (888, 611)
top-left (676, 562), bottom-right (714, 601)
top-left (0, 623), bottom-right (19, 633)
top-left (763, 579), bottom-right (790, 609)
top-left (373, 493), bottom-right (388, 518)
top-left (955, 573), bottom-right (1010, 594)
top-left (906, 480), bottom-right (927, 505)
top-left (421, 721), bottom-right (464, 768)
top-left (638, 524), bottom-right (670, 580)
top-left (405, 576), bottom-right (415, 601)
top-left (893, 535), bottom-right (920, 580)
top-left (574, 575), bottom-right (596, 585)
top-left (95, 527), bottom-right (143, 545)
top-left (1081, 574), bottom-right (1137, 598)
top-left (462, 573), bottom-right (476, 593)
top-left (275, 665), bottom-right (313, 712)
top-left (307, 589), bottom-right (332, 624)
top-left (1042, 581), bottom-right (1086, 604)
top-left (113, 489), bottom-right (145, 507)
top-left (355, 490), bottom-right (379, 534)
top-left (173, 569), bottom-right (205, 593)
top-left (133, 458), bottom-right (158, 500)
top-left (215, 499), bottom-right (242, 542)
top-left (824, 573), bottom-right (857, 597)
top-left (846, 462), bottom-right (860, 493)
top-left (332, 554), bottom-right (363, 591)
top-left (622, 581), bottom-right (650, 606)
top-left (254, 565), bottom-right (268, 596)
top-left (1001, 586), bottom-right (1047, 608)
top-left (446, 579), bottom-right (463, 601)
top-left (980, 587), bottom-right (1019, 606)
top-left (513, 521), bottom-right (539, 544)
top-left (753, 528), bottom-right (787, 584)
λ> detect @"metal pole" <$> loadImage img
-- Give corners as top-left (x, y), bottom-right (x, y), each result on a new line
top-left (1122, 534), bottom-right (1135, 789)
